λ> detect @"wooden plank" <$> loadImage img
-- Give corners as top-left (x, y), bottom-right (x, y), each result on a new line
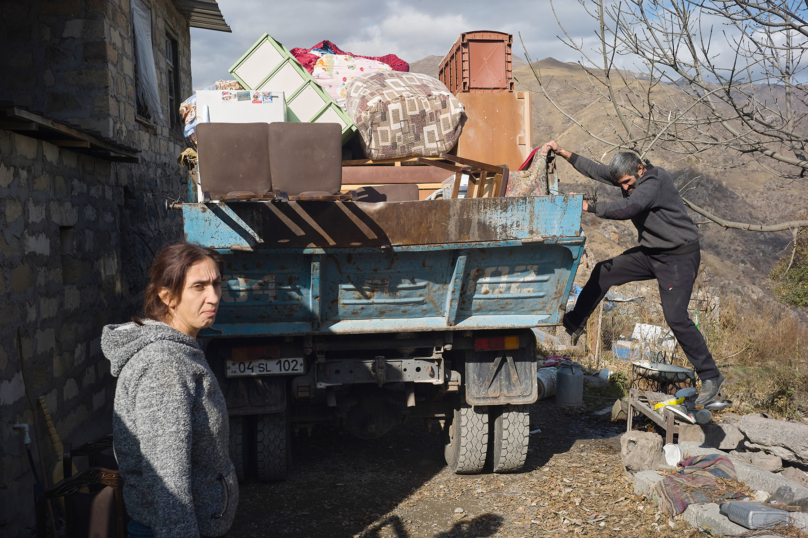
top-left (440, 153), bottom-right (507, 175)
top-left (415, 158), bottom-right (465, 174)
top-left (53, 140), bottom-right (91, 148)
top-left (476, 170), bottom-right (488, 198)
top-left (342, 166), bottom-right (451, 185)
top-left (453, 92), bottom-right (529, 170)
top-left (342, 156), bottom-right (445, 166)
top-left (467, 171), bottom-right (480, 198)
top-left (2, 106), bottom-right (139, 159)
top-left (451, 172), bottom-right (462, 199)
top-left (0, 121), bottom-right (38, 131)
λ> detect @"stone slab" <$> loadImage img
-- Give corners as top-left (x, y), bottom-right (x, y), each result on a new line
top-left (683, 503), bottom-right (747, 536)
top-left (611, 398), bottom-right (628, 422)
top-left (782, 467), bottom-right (808, 489)
top-left (621, 431), bottom-right (666, 474)
top-left (729, 450), bottom-right (783, 473)
top-left (678, 422), bottom-right (745, 451)
top-left (634, 470), bottom-right (664, 496)
top-left (738, 415), bottom-right (808, 466)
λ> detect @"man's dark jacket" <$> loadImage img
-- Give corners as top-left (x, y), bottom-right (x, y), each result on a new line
top-left (570, 153), bottom-right (700, 254)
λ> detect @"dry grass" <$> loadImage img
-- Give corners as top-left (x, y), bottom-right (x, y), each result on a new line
top-left (548, 285), bottom-right (808, 419)
top-left (705, 296), bottom-right (808, 418)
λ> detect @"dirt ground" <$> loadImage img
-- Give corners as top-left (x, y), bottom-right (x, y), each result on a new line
top-left (226, 400), bottom-right (700, 538)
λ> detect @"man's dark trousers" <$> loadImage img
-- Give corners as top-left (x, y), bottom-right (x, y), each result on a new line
top-left (565, 247), bottom-right (720, 381)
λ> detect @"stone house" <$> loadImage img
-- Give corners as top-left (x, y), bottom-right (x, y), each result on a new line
top-left (0, 0), bottom-right (229, 534)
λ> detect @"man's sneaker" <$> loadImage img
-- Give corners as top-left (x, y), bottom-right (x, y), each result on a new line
top-left (562, 313), bottom-right (586, 347)
top-left (695, 373), bottom-right (725, 406)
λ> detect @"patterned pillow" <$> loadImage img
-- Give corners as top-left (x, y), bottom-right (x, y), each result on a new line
top-left (344, 72), bottom-right (464, 160)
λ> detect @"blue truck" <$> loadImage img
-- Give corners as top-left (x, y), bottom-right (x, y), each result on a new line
top-left (175, 192), bottom-right (584, 480)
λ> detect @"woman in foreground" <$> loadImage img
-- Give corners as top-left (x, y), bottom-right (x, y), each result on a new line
top-left (102, 242), bottom-right (238, 538)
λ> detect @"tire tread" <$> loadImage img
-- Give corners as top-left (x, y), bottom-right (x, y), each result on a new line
top-left (492, 404), bottom-right (530, 473)
top-left (255, 413), bottom-right (287, 482)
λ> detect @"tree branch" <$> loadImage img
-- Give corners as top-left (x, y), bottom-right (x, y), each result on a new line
top-left (682, 198), bottom-right (808, 231)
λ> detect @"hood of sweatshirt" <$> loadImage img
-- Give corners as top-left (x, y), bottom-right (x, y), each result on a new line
top-left (101, 320), bottom-right (201, 377)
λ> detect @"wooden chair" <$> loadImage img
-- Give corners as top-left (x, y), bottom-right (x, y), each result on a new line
top-left (36, 434), bottom-right (125, 538)
top-left (417, 154), bottom-right (509, 199)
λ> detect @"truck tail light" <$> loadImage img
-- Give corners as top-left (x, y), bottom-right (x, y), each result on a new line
top-left (231, 346), bottom-right (280, 362)
top-left (474, 336), bottom-right (520, 352)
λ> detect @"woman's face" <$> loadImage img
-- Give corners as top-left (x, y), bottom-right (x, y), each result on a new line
top-left (161, 257), bottom-right (222, 338)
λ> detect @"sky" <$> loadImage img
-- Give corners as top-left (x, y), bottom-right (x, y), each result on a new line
top-left (189, 0), bottom-right (807, 91)
top-left (189, 0), bottom-right (602, 89)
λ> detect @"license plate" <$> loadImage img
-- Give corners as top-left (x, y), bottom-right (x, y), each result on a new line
top-left (225, 358), bottom-right (305, 378)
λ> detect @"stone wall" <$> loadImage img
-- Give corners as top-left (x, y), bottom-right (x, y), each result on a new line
top-left (0, 0), bottom-right (198, 534)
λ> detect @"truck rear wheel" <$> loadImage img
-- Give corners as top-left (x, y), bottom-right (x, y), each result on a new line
top-left (255, 412), bottom-right (288, 482)
top-left (229, 415), bottom-right (246, 482)
top-left (444, 401), bottom-right (488, 474)
top-left (491, 404), bottom-right (530, 473)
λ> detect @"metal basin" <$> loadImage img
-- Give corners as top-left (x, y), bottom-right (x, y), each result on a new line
top-left (632, 361), bottom-right (696, 383)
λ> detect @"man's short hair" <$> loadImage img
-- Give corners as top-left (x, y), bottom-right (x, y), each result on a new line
top-left (609, 152), bottom-right (644, 182)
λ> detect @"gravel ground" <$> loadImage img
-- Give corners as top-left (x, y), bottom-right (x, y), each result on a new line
top-left (226, 400), bottom-right (701, 538)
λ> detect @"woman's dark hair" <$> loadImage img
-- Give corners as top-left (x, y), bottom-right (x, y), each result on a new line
top-left (138, 242), bottom-right (224, 323)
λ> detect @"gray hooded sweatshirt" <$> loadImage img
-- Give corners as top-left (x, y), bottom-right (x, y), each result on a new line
top-left (102, 320), bottom-right (238, 538)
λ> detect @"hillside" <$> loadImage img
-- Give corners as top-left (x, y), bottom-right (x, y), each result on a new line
top-left (509, 58), bottom-right (806, 314)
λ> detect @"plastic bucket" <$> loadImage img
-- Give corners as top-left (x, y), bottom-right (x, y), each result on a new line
top-left (663, 443), bottom-right (683, 466)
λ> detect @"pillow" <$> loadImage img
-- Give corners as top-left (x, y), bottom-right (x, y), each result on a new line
top-left (310, 53), bottom-right (392, 107)
top-left (344, 72), bottom-right (464, 161)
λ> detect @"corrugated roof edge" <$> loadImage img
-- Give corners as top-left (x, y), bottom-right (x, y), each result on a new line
top-left (173, 0), bottom-right (231, 33)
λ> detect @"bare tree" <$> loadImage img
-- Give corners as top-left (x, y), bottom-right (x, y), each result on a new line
top-left (521, 0), bottom-right (808, 232)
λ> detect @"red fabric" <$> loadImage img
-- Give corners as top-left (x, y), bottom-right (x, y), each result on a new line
top-left (519, 147), bottom-right (540, 171)
top-left (289, 40), bottom-right (409, 74)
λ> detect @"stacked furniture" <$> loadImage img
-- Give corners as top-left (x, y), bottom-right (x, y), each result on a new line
top-left (439, 31), bottom-right (533, 171)
top-left (229, 33), bottom-right (356, 143)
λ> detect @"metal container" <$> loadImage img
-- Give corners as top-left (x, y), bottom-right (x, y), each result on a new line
top-left (721, 502), bottom-right (789, 529)
top-left (555, 361), bottom-right (583, 408)
top-left (536, 368), bottom-right (557, 400)
top-left (439, 31), bottom-right (514, 94)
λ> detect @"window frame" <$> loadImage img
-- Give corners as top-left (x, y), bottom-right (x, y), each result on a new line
top-left (165, 30), bottom-right (181, 132)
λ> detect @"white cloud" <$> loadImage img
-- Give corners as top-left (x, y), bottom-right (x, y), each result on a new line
top-left (188, 0), bottom-right (598, 90)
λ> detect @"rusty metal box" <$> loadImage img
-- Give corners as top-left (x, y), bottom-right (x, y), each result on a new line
top-left (439, 31), bottom-right (514, 94)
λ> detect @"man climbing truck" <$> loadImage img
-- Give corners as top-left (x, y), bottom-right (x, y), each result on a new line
top-left (542, 140), bottom-right (724, 406)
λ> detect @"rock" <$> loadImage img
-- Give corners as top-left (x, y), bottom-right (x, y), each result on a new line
top-left (678, 423), bottom-right (744, 451)
top-left (454, 508), bottom-right (464, 514)
top-left (584, 375), bottom-right (610, 389)
top-left (754, 490), bottom-right (771, 502)
top-left (621, 431), bottom-right (666, 474)
top-left (792, 512), bottom-right (808, 532)
top-left (729, 451), bottom-right (783, 473)
top-left (634, 470), bottom-right (664, 496)
top-left (782, 467), bottom-right (808, 489)
top-left (611, 398), bottom-right (629, 422)
top-left (683, 504), bottom-right (747, 536)
top-left (738, 415), bottom-right (808, 466)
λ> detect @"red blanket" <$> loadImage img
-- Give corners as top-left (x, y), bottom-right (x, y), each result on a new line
top-left (289, 40), bottom-right (409, 74)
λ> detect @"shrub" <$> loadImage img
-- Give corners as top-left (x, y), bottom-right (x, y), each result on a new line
top-left (770, 228), bottom-right (808, 307)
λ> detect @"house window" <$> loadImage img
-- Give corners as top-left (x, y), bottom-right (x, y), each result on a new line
top-left (166, 34), bottom-right (180, 130)
top-left (131, 0), bottom-right (163, 121)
